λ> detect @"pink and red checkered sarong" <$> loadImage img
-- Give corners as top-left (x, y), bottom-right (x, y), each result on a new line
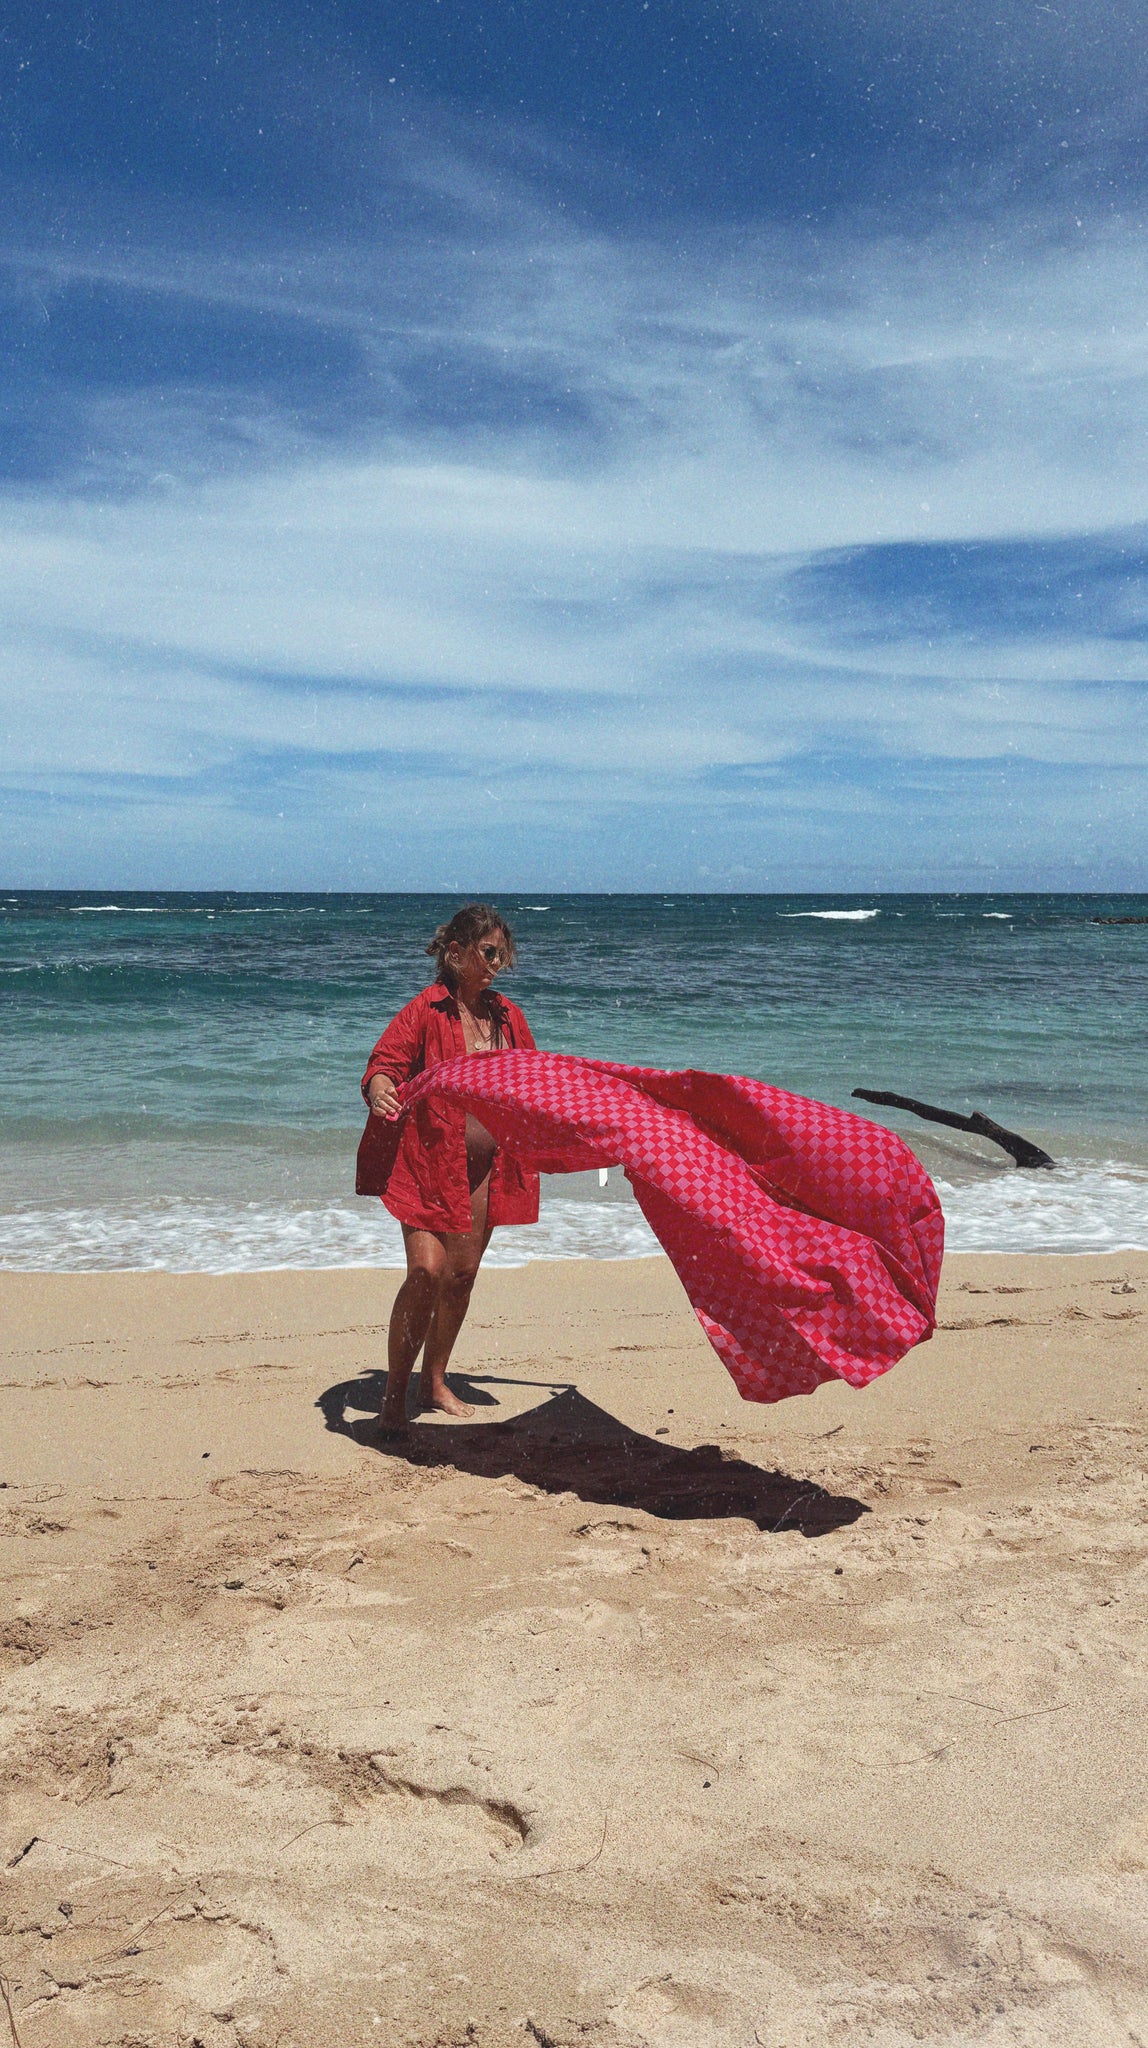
top-left (400, 1050), bottom-right (943, 1404)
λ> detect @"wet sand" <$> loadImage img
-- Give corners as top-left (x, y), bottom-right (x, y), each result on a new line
top-left (1, 1250), bottom-right (1146, 2047)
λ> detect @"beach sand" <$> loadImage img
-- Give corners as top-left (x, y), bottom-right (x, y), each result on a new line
top-left (1, 1250), bottom-right (1146, 2048)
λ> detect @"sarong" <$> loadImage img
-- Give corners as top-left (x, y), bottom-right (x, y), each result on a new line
top-left (388, 1049), bottom-right (944, 1405)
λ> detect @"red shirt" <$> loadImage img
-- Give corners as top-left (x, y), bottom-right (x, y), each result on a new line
top-left (356, 981), bottom-right (539, 1233)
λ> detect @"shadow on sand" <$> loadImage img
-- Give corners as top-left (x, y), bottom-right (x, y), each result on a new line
top-left (317, 1372), bottom-right (868, 1539)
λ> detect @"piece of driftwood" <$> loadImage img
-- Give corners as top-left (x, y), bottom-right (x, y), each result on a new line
top-left (852, 1089), bottom-right (1054, 1170)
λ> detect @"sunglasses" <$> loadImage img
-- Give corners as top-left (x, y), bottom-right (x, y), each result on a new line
top-left (476, 942), bottom-right (505, 966)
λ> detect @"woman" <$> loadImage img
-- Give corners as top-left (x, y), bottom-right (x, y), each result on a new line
top-left (358, 904), bottom-right (538, 1433)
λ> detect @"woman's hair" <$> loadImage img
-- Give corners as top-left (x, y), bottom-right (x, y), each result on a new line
top-left (425, 903), bottom-right (516, 983)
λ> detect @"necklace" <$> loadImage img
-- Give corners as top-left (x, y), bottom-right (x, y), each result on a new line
top-left (460, 999), bottom-right (496, 1052)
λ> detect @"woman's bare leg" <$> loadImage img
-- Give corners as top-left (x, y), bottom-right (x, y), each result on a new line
top-left (418, 1174), bottom-right (493, 1418)
top-left (380, 1229), bottom-right (447, 1431)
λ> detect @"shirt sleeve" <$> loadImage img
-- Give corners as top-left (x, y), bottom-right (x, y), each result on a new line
top-left (361, 994), bottom-right (427, 1099)
top-left (507, 1002), bottom-right (536, 1051)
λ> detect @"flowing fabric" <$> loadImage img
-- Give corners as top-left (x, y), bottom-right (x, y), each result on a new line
top-left (394, 1048), bottom-right (944, 1404)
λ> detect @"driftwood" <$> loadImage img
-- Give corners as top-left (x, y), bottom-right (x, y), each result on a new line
top-left (852, 1089), bottom-right (1054, 1170)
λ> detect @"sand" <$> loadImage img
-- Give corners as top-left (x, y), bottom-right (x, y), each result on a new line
top-left (0, 1249), bottom-right (1146, 2048)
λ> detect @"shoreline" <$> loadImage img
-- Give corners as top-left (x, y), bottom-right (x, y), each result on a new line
top-left (2, 1230), bottom-right (1148, 1278)
top-left (4, 1150), bottom-right (1147, 1270)
top-left (2, 1250), bottom-right (1146, 2045)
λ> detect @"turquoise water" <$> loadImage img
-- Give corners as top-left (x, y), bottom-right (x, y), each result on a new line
top-left (2, 891), bottom-right (1147, 1265)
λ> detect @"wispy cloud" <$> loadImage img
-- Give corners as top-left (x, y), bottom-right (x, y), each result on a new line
top-left (1, 5), bottom-right (1147, 886)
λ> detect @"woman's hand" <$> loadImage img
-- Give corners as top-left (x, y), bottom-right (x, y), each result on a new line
top-left (367, 1074), bottom-right (402, 1120)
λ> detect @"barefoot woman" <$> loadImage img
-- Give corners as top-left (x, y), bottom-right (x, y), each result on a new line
top-left (359, 904), bottom-right (538, 1431)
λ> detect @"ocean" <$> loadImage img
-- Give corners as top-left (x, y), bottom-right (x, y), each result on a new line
top-left (2, 891), bottom-right (1147, 1269)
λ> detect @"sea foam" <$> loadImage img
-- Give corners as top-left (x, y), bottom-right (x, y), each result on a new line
top-left (1, 1161), bottom-right (1144, 1271)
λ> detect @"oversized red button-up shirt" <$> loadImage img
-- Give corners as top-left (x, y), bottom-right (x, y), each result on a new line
top-left (356, 981), bottom-right (539, 1233)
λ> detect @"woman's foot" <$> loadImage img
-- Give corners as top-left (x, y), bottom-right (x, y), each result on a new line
top-left (418, 1378), bottom-right (475, 1420)
top-left (378, 1371), bottom-right (412, 1436)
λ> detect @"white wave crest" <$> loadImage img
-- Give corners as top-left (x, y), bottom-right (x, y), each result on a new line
top-left (1, 1157), bottom-right (1146, 1270)
top-left (779, 909), bottom-right (880, 921)
top-left (940, 1161), bottom-right (1148, 1254)
top-left (0, 1195), bottom-right (661, 1273)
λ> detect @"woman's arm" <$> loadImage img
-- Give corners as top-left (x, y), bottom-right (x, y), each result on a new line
top-left (361, 995), bottom-right (427, 1119)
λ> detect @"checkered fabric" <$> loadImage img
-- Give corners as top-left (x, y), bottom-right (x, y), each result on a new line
top-left (400, 1050), bottom-right (944, 1405)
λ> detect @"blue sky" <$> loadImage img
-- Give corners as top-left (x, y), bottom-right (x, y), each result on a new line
top-left (1, 0), bottom-right (1146, 889)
